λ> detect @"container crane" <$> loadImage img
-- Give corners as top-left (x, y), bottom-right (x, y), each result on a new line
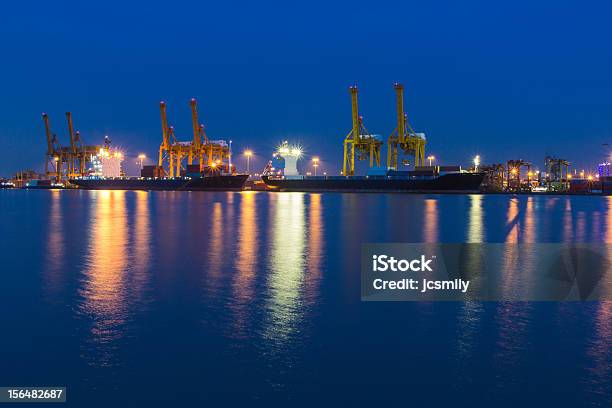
top-left (342, 86), bottom-right (382, 176)
top-left (506, 159), bottom-right (533, 192)
top-left (65, 112), bottom-right (80, 177)
top-left (43, 113), bottom-right (62, 180)
top-left (387, 83), bottom-right (426, 170)
top-left (158, 99), bottom-right (230, 177)
top-left (42, 112), bottom-right (102, 181)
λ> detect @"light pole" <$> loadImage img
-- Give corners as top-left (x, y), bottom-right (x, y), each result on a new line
top-left (54, 156), bottom-right (60, 181)
top-left (312, 157), bottom-right (319, 176)
top-left (427, 155), bottom-right (435, 166)
top-left (138, 154), bottom-right (146, 170)
top-left (229, 140), bottom-right (233, 173)
top-left (244, 150), bottom-right (253, 174)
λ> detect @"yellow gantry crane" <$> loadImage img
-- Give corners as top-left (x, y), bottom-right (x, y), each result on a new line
top-left (43, 113), bottom-right (62, 179)
top-left (342, 86), bottom-right (383, 176)
top-left (42, 112), bottom-right (100, 181)
top-left (158, 99), bottom-right (230, 177)
top-left (387, 83), bottom-right (426, 170)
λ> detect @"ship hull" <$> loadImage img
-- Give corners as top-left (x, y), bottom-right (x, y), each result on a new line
top-left (70, 175), bottom-right (249, 191)
top-left (262, 172), bottom-right (485, 193)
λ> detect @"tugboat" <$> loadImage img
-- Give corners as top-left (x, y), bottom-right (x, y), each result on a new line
top-left (23, 179), bottom-right (65, 189)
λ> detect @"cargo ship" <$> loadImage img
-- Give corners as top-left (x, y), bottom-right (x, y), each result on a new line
top-left (262, 171), bottom-right (484, 193)
top-left (261, 141), bottom-right (484, 193)
top-left (70, 174), bottom-right (248, 191)
top-left (69, 144), bottom-right (248, 191)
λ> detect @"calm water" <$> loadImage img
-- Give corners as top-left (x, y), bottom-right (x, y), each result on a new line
top-left (0, 190), bottom-right (610, 407)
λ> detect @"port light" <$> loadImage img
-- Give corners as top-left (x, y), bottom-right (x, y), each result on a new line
top-left (277, 142), bottom-right (303, 158)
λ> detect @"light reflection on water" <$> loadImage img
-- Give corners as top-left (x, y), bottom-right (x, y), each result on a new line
top-left (587, 302), bottom-right (612, 402)
top-left (264, 193), bottom-right (307, 345)
top-left (79, 191), bottom-right (129, 368)
top-left (43, 190), bottom-right (65, 300)
top-left (306, 194), bottom-right (324, 297)
top-left (494, 196), bottom-right (534, 392)
top-left (424, 198), bottom-right (438, 243)
top-left (208, 201), bottom-right (225, 278)
top-left (6, 190), bottom-right (607, 403)
top-left (230, 192), bottom-right (258, 340)
top-left (454, 195), bottom-right (485, 389)
top-left (77, 191), bottom-right (151, 369)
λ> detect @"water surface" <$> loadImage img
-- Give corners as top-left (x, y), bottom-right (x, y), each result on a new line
top-left (0, 190), bottom-right (610, 406)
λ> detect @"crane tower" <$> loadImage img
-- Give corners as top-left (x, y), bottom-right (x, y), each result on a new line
top-left (42, 112), bottom-right (101, 181)
top-left (387, 83), bottom-right (426, 170)
top-left (158, 99), bottom-right (230, 177)
top-left (342, 86), bottom-right (383, 176)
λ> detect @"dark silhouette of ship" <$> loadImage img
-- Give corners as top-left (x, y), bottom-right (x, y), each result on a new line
top-left (70, 174), bottom-right (248, 191)
top-left (262, 167), bottom-right (485, 193)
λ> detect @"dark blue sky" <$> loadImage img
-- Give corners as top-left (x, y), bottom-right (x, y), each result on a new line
top-left (1, 0), bottom-right (611, 176)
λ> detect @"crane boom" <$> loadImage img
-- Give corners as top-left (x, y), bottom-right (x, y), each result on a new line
top-left (350, 86), bottom-right (359, 142)
top-left (160, 101), bottom-right (170, 150)
top-left (66, 112), bottom-right (77, 153)
top-left (394, 83), bottom-right (405, 142)
top-left (190, 98), bottom-right (201, 149)
top-left (42, 113), bottom-right (54, 155)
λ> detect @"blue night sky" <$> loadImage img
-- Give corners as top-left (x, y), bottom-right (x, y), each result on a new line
top-left (0, 0), bottom-right (611, 176)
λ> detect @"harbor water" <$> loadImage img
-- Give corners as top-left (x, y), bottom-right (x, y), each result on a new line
top-left (0, 190), bottom-right (610, 406)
